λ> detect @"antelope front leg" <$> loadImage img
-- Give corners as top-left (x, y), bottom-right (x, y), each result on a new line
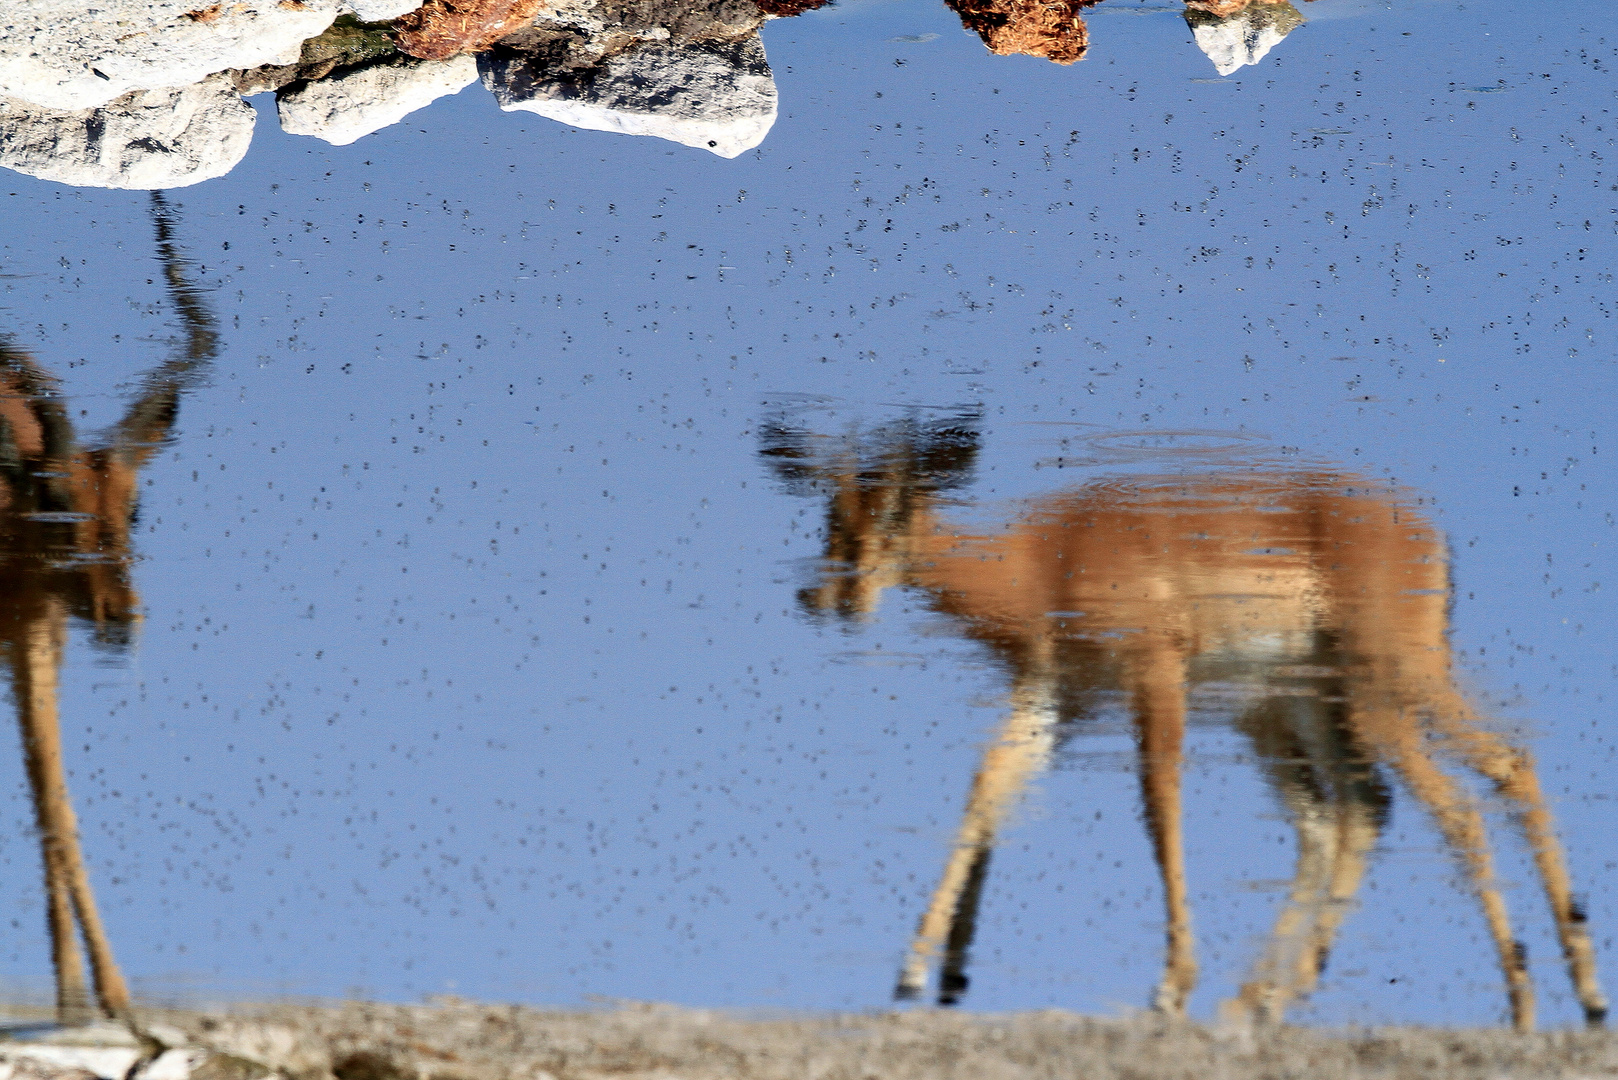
top-left (15, 611), bottom-right (93, 1024)
top-left (1130, 643), bottom-right (1196, 1016)
top-left (1225, 797), bottom-right (1379, 1024)
top-left (14, 610), bottom-right (132, 1024)
top-left (1364, 707), bottom-right (1535, 1032)
top-left (896, 677), bottom-right (1058, 1003)
top-left (1423, 687), bottom-right (1607, 1027)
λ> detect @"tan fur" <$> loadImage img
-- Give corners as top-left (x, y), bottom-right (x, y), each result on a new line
top-left (773, 422), bottom-right (1605, 1030)
top-left (0, 193), bottom-right (215, 1025)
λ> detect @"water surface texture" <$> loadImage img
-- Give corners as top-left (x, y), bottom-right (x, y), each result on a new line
top-left (1, 0), bottom-right (1617, 1032)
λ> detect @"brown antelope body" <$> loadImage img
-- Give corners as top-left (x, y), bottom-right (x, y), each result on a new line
top-left (761, 414), bottom-right (1606, 1030)
top-left (0, 193), bottom-right (215, 1026)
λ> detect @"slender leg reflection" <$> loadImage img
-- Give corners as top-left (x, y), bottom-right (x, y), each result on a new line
top-left (1226, 798), bottom-right (1379, 1023)
top-left (1353, 705), bottom-right (1535, 1030)
top-left (935, 843), bottom-right (993, 1006)
top-left (1221, 668), bottom-right (1388, 1024)
top-left (895, 671), bottom-right (1058, 1003)
top-left (1420, 688), bottom-right (1608, 1026)
top-left (1228, 803), bottom-right (1336, 1024)
top-left (13, 604), bottom-right (131, 1022)
top-left (1129, 642), bottom-right (1196, 1016)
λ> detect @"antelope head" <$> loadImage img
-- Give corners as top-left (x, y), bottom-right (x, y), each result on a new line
top-left (758, 408), bottom-right (981, 620)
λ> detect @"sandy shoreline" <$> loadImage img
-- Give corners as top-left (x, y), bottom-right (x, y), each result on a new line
top-left (6, 1000), bottom-right (1618, 1080)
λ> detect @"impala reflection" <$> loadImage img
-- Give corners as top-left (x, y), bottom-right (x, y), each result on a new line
top-left (1, 194), bottom-right (215, 1027)
top-left (761, 412), bottom-right (1605, 1031)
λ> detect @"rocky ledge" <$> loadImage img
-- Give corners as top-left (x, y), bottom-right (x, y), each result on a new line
top-left (0, 0), bottom-right (798, 186)
top-left (0, 0), bottom-right (1312, 189)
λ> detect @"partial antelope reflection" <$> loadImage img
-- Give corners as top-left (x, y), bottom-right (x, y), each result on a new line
top-left (0, 193), bottom-right (215, 1025)
top-left (760, 412), bottom-right (1606, 1031)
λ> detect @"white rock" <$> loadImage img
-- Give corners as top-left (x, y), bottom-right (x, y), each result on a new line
top-left (482, 36), bottom-right (776, 159)
top-left (1, 1046), bottom-right (217, 1080)
top-left (278, 55), bottom-right (478, 145)
top-left (339, 0), bottom-right (424, 20)
top-left (1188, 2), bottom-right (1304, 77)
top-left (18, 1022), bottom-right (143, 1048)
top-left (181, 1020), bottom-right (327, 1080)
top-left (0, 74), bottom-right (255, 189)
top-left (0, 0), bottom-right (339, 111)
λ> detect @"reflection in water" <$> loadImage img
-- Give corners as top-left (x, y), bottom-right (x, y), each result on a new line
top-left (760, 414), bottom-right (1607, 1031)
top-left (945, 0), bottom-right (1096, 66)
top-left (0, 195), bottom-right (216, 1025)
top-left (943, 0), bottom-right (1306, 68)
top-left (0, 0), bottom-right (1308, 187)
top-left (1184, 0), bottom-right (1305, 77)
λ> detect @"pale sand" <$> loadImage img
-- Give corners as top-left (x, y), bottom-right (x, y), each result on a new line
top-left (18, 999), bottom-right (1599, 1080)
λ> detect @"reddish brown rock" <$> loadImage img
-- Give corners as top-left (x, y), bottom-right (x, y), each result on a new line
top-left (945, 0), bottom-right (1096, 65)
top-left (394, 0), bottom-right (551, 60)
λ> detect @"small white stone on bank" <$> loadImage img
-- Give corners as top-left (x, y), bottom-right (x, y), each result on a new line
top-left (1, 1048), bottom-right (219, 1080)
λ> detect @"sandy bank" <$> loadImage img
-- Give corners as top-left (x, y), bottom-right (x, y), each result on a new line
top-left (8, 1000), bottom-right (1618, 1080)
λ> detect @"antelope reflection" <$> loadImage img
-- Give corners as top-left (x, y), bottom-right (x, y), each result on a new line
top-left (760, 414), bottom-right (1606, 1030)
top-left (1, 193), bottom-right (215, 1025)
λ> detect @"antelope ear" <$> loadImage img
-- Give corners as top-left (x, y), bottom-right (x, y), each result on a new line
top-left (905, 412), bottom-right (983, 491)
top-left (757, 420), bottom-right (832, 496)
top-left (758, 410), bottom-right (984, 494)
top-left (109, 383), bottom-right (183, 464)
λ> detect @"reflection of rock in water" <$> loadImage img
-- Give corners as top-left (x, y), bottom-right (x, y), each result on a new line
top-left (0, 75), bottom-right (254, 189)
top-left (1185, 0), bottom-right (1305, 77)
top-left (483, 36), bottom-right (777, 157)
top-left (946, 0), bottom-right (1096, 65)
top-left (0, 0), bottom-right (342, 111)
top-left (279, 55), bottom-right (479, 145)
